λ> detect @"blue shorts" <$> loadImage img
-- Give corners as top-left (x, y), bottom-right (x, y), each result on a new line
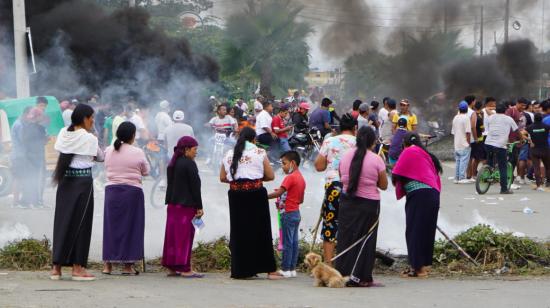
top-left (519, 143), bottom-right (529, 161)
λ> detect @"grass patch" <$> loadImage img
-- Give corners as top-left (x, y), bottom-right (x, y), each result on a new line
top-left (0, 238), bottom-right (51, 270)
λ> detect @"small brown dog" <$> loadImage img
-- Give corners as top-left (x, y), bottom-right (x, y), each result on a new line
top-left (304, 252), bottom-right (347, 288)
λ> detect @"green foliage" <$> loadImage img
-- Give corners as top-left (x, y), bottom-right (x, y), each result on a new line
top-left (191, 236), bottom-right (231, 272)
top-left (434, 224), bottom-right (550, 269)
top-left (221, 0), bottom-right (312, 98)
top-left (0, 238), bottom-right (51, 270)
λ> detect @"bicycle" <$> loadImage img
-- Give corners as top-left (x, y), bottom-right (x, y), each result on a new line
top-left (143, 141), bottom-right (168, 209)
top-left (475, 142), bottom-right (517, 195)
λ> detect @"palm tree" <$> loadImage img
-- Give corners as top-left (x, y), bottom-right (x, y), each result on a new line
top-left (222, 0), bottom-right (312, 98)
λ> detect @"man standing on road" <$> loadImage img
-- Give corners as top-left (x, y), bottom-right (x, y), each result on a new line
top-left (380, 98), bottom-right (397, 143)
top-left (309, 98), bottom-right (332, 137)
top-left (526, 113), bottom-right (550, 191)
top-left (452, 101), bottom-right (472, 184)
top-left (464, 95), bottom-right (478, 180)
top-left (392, 99), bottom-right (417, 132)
top-left (165, 110), bottom-right (194, 158)
top-left (485, 103), bottom-right (519, 195)
top-left (155, 100), bottom-right (173, 144)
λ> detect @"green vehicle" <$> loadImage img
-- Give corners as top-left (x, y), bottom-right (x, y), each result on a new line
top-left (475, 142), bottom-right (518, 195)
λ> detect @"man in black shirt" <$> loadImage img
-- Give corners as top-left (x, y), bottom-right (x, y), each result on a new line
top-left (526, 113), bottom-right (550, 190)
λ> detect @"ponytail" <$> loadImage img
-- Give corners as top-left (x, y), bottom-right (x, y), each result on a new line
top-left (347, 126), bottom-right (376, 195)
top-left (114, 139), bottom-right (123, 151)
top-left (230, 127), bottom-right (256, 178)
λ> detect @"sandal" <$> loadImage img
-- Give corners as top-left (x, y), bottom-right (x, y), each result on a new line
top-left (71, 272), bottom-right (96, 281)
top-left (49, 274), bottom-right (61, 281)
top-left (167, 272), bottom-right (181, 277)
top-left (267, 272), bottom-right (284, 280)
top-left (121, 269), bottom-right (140, 276)
top-left (181, 273), bottom-right (204, 279)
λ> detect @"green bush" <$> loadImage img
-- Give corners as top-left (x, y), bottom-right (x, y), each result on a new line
top-left (0, 238), bottom-right (51, 270)
top-left (191, 237), bottom-right (231, 272)
top-left (434, 224), bottom-right (550, 269)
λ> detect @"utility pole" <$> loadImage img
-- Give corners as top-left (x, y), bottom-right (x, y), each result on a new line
top-left (13, 0), bottom-right (30, 98)
top-left (480, 5), bottom-right (484, 56)
top-left (504, 0), bottom-right (510, 43)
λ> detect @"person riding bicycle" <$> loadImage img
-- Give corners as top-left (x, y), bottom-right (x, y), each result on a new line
top-left (208, 105), bottom-right (238, 136)
top-left (485, 103), bottom-right (521, 194)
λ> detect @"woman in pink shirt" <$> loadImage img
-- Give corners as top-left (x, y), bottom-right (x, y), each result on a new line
top-left (336, 126), bottom-right (388, 287)
top-left (102, 122), bottom-right (150, 275)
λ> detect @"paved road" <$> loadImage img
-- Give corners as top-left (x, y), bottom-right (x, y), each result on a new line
top-left (1, 271), bottom-right (550, 308)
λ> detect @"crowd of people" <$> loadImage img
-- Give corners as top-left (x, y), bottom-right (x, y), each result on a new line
top-left (3, 90), bottom-right (548, 287)
top-left (451, 96), bottom-right (550, 193)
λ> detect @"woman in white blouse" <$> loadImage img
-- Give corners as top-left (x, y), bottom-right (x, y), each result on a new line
top-left (220, 127), bottom-right (282, 280)
top-left (50, 104), bottom-right (103, 281)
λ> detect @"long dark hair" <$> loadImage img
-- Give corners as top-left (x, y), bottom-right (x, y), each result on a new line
top-left (403, 132), bottom-right (443, 174)
top-left (230, 127), bottom-right (256, 178)
top-left (53, 103), bottom-right (95, 184)
top-left (347, 126), bottom-right (377, 195)
top-left (114, 121), bottom-right (136, 151)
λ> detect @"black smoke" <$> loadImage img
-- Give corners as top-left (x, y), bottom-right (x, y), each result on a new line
top-left (24, 0), bottom-right (219, 103)
top-left (444, 39), bottom-right (538, 99)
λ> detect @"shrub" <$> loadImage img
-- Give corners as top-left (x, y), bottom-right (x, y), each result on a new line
top-left (0, 238), bottom-right (51, 270)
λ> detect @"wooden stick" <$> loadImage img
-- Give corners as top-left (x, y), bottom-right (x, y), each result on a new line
top-left (309, 209), bottom-right (323, 252)
top-left (437, 226), bottom-right (479, 266)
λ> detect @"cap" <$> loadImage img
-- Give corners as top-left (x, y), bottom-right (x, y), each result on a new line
top-left (173, 110), bottom-right (185, 121)
top-left (209, 96), bottom-right (216, 100)
top-left (299, 102), bottom-right (311, 110)
top-left (458, 101), bottom-right (468, 111)
top-left (359, 102), bottom-right (370, 112)
top-left (400, 99), bottom-right (410, 105)
top-left (159, 100), bottom-right (170, 109)
top-left (397, 116), bottom-right (408, 128)
top-left (70, 99), bottom-right (78, 104)
top-left (279, 103), bottom-right (289, 111)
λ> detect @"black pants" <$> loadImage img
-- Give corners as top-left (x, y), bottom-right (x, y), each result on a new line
top-left (531, 148), bottom-right (550, 187)
top-left (485, 144), bottom-right (508, 192)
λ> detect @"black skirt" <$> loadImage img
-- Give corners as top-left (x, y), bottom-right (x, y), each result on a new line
top-left (335, 194), bottom-right (380, 283)
top-left (228, 186), bottom-right (277, 278)
top-left (405, 188), bottom-right (440, 270)
top-left (52, 170), bottom-right (94, 267)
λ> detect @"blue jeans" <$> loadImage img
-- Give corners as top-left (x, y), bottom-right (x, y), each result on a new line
top-left (485, 144), bottom-right (508, 192)
top-left (281, 210), bottom-right (301, 271)
top-left (454, 148), bottom-right (471, 180)
top-left (279, 137), bottom-right (291, 153)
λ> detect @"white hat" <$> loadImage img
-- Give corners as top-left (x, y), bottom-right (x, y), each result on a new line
top-left (173, 110), bottom-right (185, 121)
top-left (159, 100), bottom-right (170, 109)
top-left (209, 96), bottom-right (216, 100)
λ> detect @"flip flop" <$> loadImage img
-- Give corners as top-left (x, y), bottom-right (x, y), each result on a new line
top-left (181, 273), bottom-right (204, 278)
top-left (71, 274), bottom-right (96, 281)
top-left (121, 270), bottom-right (140, 276)
top-left (167, 272), bottom-right (181, 277)
top-left (49, 274), bottom-right (61, 281)
top-left (101, 271), bottom-right (111, 275)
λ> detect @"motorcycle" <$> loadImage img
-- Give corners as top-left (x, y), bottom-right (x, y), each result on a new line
top-left (208, 129), bottom-right (235, 174)
top-left (288, 127), bottom-right (322, 169)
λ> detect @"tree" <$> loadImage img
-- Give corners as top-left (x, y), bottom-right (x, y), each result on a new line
top-left (221, 0), bottom-right (312, 98)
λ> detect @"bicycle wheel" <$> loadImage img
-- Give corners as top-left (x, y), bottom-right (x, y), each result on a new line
top-left (149, 178), bottom-right (167, 209)
top-left (476, 165), bottom-right (492, 195)
top-left (506, 162), bottom-right (514, 191)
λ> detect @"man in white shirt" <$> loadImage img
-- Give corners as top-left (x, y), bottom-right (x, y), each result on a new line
top-left (129, 108), bottom-right (148, 146)
top-left (485, 103), bottom-right (519, 194)
top-left (165, 110), bottom-right (194, 158)
top-left (452, 101), bottom-right (472, 184)
top-left (155, 100), bottom-right (173, 142)
top-left (255, 101), bottom-right (276, 146)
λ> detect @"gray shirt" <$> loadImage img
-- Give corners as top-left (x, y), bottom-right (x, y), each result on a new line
top-left (485, 114), bottom-right (518, 149)
top-left (164, 122), bottom-right (195, 157)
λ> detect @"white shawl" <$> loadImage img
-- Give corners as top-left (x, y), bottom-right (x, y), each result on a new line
top-left (54, 127), bottom-right (98, 156)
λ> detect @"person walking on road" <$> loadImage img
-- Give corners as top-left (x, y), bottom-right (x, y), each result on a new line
top-left (451, 101), bottom-right (472, 184)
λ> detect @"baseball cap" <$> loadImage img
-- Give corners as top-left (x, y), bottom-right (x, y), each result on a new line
top-left (359, 102), bottom-right (370, 112)
top-left (159, 100), bottom-right (170, 109)
top-left (458, 101), bottom-right (468, 111)
top-left (400, 99), bottom-right (410, 105)
top-left (397, 116), bottom-right (408, 128)
top-left (299, 102), bottom-right (310, 110)
top-left (173, 110), bottom-right (185, 121)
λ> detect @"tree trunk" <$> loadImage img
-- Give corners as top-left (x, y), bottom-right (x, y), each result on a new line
top-left (259, 60), bottom-right (273, 99)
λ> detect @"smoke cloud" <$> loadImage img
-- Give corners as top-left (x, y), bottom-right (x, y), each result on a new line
top-left (444, 39), bottom-right (538, 99)
top-left (24, 0), bottom-right (219, 107)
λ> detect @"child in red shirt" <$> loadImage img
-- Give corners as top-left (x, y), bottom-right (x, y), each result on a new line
top-left (268, 151), bottom-right (306, 278)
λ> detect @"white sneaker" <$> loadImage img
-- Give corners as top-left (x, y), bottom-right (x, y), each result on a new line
top-left (536, 187), bottom-right (546, 192)
top-left (453, 179), bottom-right (459, 184)
top-left (278, 270), bottom-right (291, 278)
top-left (510, 184), bottom-right (521, 190)
top-left (467, 178), bottom-right (476, 183)
top-left (458, 179), bottom-right (471, 184)
top-left (518, 179), bottom-right (526, 185)
top-left (290, 270), bottom-right (297, 278)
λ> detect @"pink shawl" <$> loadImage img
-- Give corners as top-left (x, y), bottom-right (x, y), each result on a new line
top-left (392, 145), bottom-right (441, 200)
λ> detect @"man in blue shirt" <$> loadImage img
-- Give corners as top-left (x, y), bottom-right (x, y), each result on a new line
top-left (309, 98), bottom-right (332, 136)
